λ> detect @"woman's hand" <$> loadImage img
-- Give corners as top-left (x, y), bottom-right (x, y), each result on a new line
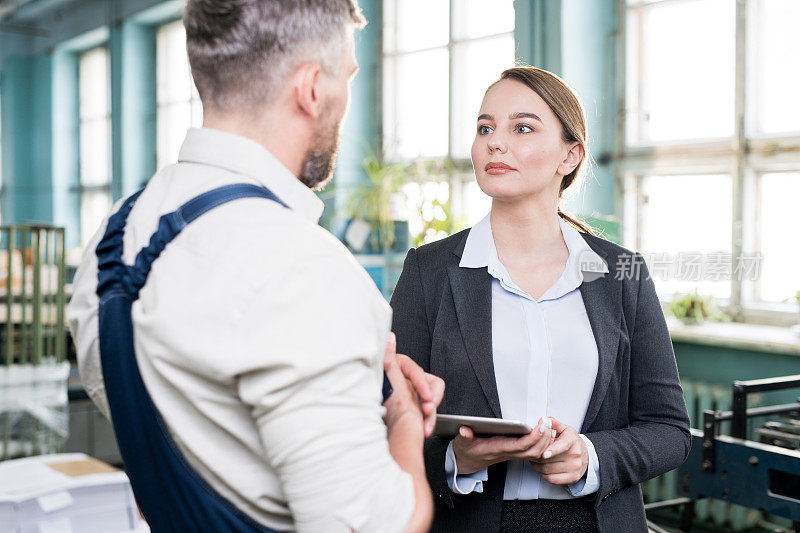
top-left (529, 418), bottom-right (589, 485)
top-left (452, 417), bottom-right (557, 475)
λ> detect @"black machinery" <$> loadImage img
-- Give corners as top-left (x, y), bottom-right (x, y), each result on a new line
top-left (645, 375), bottom-right (800, 532)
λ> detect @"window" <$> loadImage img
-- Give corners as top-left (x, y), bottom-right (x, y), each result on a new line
top-left (382, 0), bottom-right (514, 237)
top-left (622, 0), bottom-right (800, 323)
top-left (78, 46), bottom-right (112, 249)
top-left (156, 19), bottom-right (202, 170)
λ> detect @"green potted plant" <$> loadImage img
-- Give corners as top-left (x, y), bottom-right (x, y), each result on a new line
top-left (337, 152), bottom-right (409, 254)
top-left (669, 289), bottom-right (732, 325)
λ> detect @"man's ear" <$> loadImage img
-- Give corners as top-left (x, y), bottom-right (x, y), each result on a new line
top-left (558, 142), bottom-right (584, 176)
top-left (293, 63), bottom-right (323, 119)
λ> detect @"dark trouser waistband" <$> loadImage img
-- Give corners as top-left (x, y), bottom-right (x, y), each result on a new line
top-left (500, 496), bottom-right (598, 533)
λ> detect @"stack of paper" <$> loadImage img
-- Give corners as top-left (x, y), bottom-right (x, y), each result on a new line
top-left (0, 453), bottom-right (149, 533)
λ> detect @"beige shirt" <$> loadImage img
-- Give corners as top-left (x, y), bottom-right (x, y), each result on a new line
top-left (67, 127), bottom-right (414, 532)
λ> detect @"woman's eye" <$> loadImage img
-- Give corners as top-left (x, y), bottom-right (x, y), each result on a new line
top-left (478, 125), bottom-right (493, 135)
top-left (516, 124), bottom-right (533, 134)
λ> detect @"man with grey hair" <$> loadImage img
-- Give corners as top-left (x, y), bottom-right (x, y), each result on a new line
top-left (67, 1), bottom-right (436, 531)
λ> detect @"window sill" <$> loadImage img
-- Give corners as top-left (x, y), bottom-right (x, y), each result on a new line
top-left (667, 316), bottom-right (800, 356)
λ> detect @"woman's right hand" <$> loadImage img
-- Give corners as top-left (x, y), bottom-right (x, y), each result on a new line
top-left (452, 417), bottom-right (557, 474)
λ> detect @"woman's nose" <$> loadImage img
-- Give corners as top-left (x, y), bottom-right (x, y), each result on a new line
top-left (487, 134), bottom-right (508, 153)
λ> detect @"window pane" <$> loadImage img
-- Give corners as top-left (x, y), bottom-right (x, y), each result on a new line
top-left (79, 118), bottom-right (110, 185)
top-left (157, 20), bottom-right (203, 167)
top-left (157, 20), bottom-right (193, 104)
top-left (81, 190), bottom-right (111, 248)
top-left (757, 172), bottom-right (800, 303)
top-left (749, 0), bottom-right (800, 135)
top-left (452, 0), bottom-right (515, 40)
top-left (390, 0), bottom-right (449, 52)
top-left (384, 49), bottom-right (449, 159)
top-left (451, 34), bottom-right (515, 159)
top-left (639, 174), bottom-right (732, 299)
top-left (79, 47), bottom-right (109, 120)
top-left (626, 0), bottom-right (735, 144)
top-left (157, 102), bottom-right (194, 170)
top-left (79, 46), bottom-right (111, 188)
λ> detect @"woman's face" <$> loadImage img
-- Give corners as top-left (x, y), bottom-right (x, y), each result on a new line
top-left (471, 78), bottom-right (579, 202)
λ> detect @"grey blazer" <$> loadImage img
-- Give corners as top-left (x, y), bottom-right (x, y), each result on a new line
top-left (389, 226), bottom-right (691, 533)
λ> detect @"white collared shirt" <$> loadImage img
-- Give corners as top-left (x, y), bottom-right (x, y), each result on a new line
top-left (444, 213), bottom-right (604, 499)
top-left (67, 127), bottom-right (414, 532)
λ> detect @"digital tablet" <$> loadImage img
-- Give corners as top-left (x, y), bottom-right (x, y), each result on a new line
top-left (434, 414), bottom-right (533, 438)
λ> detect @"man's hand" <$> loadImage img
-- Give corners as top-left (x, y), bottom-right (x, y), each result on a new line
top-left (382, 333), bottom-right (444, 437)
top-left (394, 349), bottom-right (444, 437)
top-left (382, 334), bottom-right (424, 435)
top-left (529, 417), bottom-right (589, 485)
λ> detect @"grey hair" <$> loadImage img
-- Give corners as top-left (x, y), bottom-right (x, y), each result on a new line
top-left (184, 0), bottom-right (366, 111)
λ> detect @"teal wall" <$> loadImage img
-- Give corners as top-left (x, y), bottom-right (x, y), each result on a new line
top-left (675, 342), bottom-right (800, 406)
top-left (1, 54), bottom-right (54, 225)
top-left (514, 0), bottom-right (619, 237)
top-left (326, 0), bottom-right (382, 228)
top-left (560, 0), bottom-right (618, 219)
top-left (51, 47), bottom-right (80, 245)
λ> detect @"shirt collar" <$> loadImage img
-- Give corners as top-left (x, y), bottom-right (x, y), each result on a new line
top-left (178, 127), bottom-right (325, 223)
top-left (460, 212), bottom-right (609, 290)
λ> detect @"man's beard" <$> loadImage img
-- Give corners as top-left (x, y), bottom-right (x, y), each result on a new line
top-left (298, 112), bottom-right (341, 191)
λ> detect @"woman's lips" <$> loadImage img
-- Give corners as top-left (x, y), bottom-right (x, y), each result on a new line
top-left (485, 162), bottom-right (515, 175)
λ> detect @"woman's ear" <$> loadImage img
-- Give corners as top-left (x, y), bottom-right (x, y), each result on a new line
top-left (558, 142), bottom-right (584, 176)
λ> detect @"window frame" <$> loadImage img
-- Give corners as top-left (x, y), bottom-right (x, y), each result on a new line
top-left (76, 44), bottom-right (112, 249)
top-left (618, 0), bottom-right (800, 326)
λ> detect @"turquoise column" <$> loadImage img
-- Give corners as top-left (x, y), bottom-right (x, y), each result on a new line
top-left (329, 0), bottom-right (381, 228)
top-left (51, 49), bottom-right (81, 249)
top-left (559, 0), bottom-right (617, 224)
top-left (514, 0), bottom-right (563, 73)
top-left (119, 21), bottom-right (157, 197)
top-left (2, 54), bottom-right (54, 225)
top-left (514, 0), bottom-right (619, 238)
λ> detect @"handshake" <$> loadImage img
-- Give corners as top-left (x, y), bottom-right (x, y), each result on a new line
top-left (382, 332), bottom-right (445, 439)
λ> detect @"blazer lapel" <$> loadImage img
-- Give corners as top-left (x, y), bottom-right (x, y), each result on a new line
top-left (578, 234), bottom-right (622, 433)
top-left (448, 236), bottom-right (503, 418)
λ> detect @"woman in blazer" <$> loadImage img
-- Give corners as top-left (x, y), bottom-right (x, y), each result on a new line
top-left (389, 67), bottom-right (691, 532)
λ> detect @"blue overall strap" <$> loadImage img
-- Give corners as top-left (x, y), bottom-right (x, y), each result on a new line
top-left (96, 184), bottom-right (286, 533)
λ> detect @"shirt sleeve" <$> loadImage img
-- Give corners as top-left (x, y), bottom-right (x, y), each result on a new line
top-left (235, 237), bottom-right (415, 533)
top-left (567, 434), bottom-right (600, 496)
top-left (67, 199), bottom-right (126, 423)
top-left (444, 439), bottom-right (488, 494)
